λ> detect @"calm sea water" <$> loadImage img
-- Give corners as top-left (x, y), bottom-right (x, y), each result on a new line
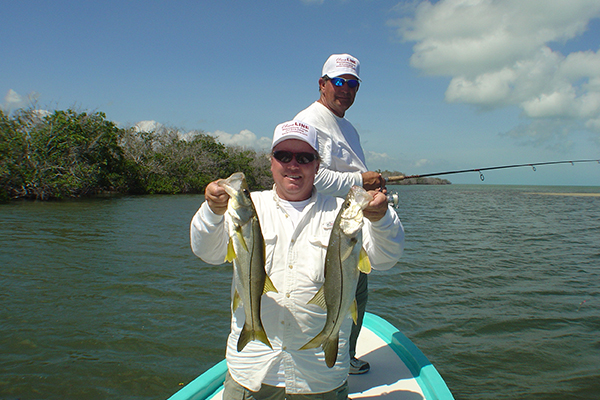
top-left (1, 185), bottom-right (599, 400)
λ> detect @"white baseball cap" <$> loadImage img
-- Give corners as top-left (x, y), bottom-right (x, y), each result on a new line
top-left (322, 54), bottom-right (361, 80)
top-left (271, 120), bottom-right (319, 152)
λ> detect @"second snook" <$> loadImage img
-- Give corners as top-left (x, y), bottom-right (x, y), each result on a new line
top-left (300, 185), bottom-right (373, 368)
top-left (218, 172), bottom-right (278, 352)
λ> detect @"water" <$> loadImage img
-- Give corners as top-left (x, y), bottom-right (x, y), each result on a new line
top-left (1, 185), bottom-right (599, 400)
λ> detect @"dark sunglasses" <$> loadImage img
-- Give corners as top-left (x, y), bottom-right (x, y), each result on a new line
top-left (328, 76), bottom-right (360, 89)
top-left (272, 150), bottom-right (318, 165)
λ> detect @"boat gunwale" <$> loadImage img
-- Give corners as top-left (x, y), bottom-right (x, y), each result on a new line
top-left (167, 312), bottom-right (454, 400)
top-left (361, 313), bottom-right (454, 400)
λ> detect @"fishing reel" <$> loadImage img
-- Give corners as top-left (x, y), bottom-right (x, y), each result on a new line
top-left (386, 191), bottom-right (399, 209)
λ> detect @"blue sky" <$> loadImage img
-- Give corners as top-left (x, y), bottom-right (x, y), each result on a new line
top-left (3, 0), bottom-right (600, 186)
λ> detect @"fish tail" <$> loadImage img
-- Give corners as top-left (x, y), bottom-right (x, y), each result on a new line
top-left (300, 332), bottom-right (339, 368)
top-left (237, 323), bottom-right (272, 352)
top-left (299, 331), bottom-right (325, 351)
top-left (254, 324), bottom-right (273, 349)
top-left (322, 335), bottom-right (339, 368)
top-left (237, 324), bottom-right (253, 352)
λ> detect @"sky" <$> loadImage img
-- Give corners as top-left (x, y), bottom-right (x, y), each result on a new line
top-left (3, 0), bottom-right (600, 186)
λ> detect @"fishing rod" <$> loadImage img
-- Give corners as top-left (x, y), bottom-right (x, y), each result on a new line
top-left (385, 159), bottom-right (600, 183)
top-left (383, 158), bottom-right (599, 208)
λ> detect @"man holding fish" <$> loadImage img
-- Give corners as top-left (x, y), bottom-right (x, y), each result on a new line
top-left (190, 121), bottom-right (404, 399)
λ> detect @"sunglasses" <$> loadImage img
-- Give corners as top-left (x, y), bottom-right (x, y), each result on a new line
top-left (272, 150), bottom-right (318, 165)
top-left (328, 76), bottom-right (360, 89)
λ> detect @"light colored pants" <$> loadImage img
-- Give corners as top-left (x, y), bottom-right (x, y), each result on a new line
top-left (222, 372), bottom-right (348, 400)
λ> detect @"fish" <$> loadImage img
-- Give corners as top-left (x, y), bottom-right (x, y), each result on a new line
top-left (218, 172), bottom-right (278, 352)
top-left (300, 185), bottom-right (373, 368)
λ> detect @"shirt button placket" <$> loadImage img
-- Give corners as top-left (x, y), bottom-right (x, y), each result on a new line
top-left (286, 236), bottom-right (298, 325)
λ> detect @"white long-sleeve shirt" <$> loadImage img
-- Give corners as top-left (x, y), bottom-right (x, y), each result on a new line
top-left (294, 101), bottom-right (367, 197)
top-left (190, 188), bottom-right (404, 394)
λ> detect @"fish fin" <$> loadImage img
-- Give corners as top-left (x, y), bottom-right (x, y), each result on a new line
top-left (322, 334), bottom-right (339, 368)
top-left (235, 226), bottom-right (248, 252)
top-left (263, 274), bottom-right (278, 294)
top-left (300, 332), bottom-right (339, 368)
top-left (225, 238), bottom-right (236, 263)
top-left (358, 248), bottom-right (371, 274)
top-left (299, 332), bottom-right (325, 350)
top-left (340, 238), bottom-right (356, 262)
top-left (232, 290), bottom-right (241, 311)
top-left (307, 286), bottom-right (327, 310)
top-left (351, 299), bottom-right (358, 324)
top-left (237, 323), bottom-right (272, 352)
top-left (237, 324), bottom-right (252, 352)
top-left (255, 327), bottom-right (273, 350)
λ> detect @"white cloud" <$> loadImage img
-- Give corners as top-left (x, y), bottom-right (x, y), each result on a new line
top-left (178, 130), bottom-right (201, 142)
top-left (392, 0), bottom-right (600, 142)
top-left (445, 67), bottom-right (517, 106)
top-left (132, 122), bottom-right (272, 150)
top-left (32, 109), bottom-right (51, 119)
top-left (413, 158), bottom-right (430, 168)
top-left (366, 150), bottom-right (392, 164)
top-left (585, 117), bottom-right (600, 132)
top-left (3, 89), bottom-right (40, 110)
top-left (396, 0), bottom-right (599, 77)
top-left (209, 129), bottom-right (272, 151)
top-left (134, 120), bottom-right (163, 132)
top-left (5, 89), bottom-right (23, 106)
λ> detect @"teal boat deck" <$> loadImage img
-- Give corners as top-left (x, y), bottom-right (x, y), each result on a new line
top-left (168, 312), bottom-right (454, 400)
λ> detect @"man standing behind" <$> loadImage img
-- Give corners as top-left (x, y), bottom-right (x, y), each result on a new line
top-left (294, 53), bottom-right (386, 375)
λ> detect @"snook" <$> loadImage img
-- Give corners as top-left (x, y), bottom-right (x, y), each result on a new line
top-left (300, 185), bottom-right (373, 367)
top-left (218, 172), bottom-right (277, 352)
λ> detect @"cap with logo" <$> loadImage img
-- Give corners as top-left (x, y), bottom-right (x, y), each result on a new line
top-left (271, 120), bottom-right (319, 152)
top-left (321, 54), bottom-right (360, 80)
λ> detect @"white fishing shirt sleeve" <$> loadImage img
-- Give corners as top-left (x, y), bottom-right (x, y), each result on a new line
top-left (294, 102), bottom-right (367, 197)
top-left (190, 189), bottom-right (404, 394)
